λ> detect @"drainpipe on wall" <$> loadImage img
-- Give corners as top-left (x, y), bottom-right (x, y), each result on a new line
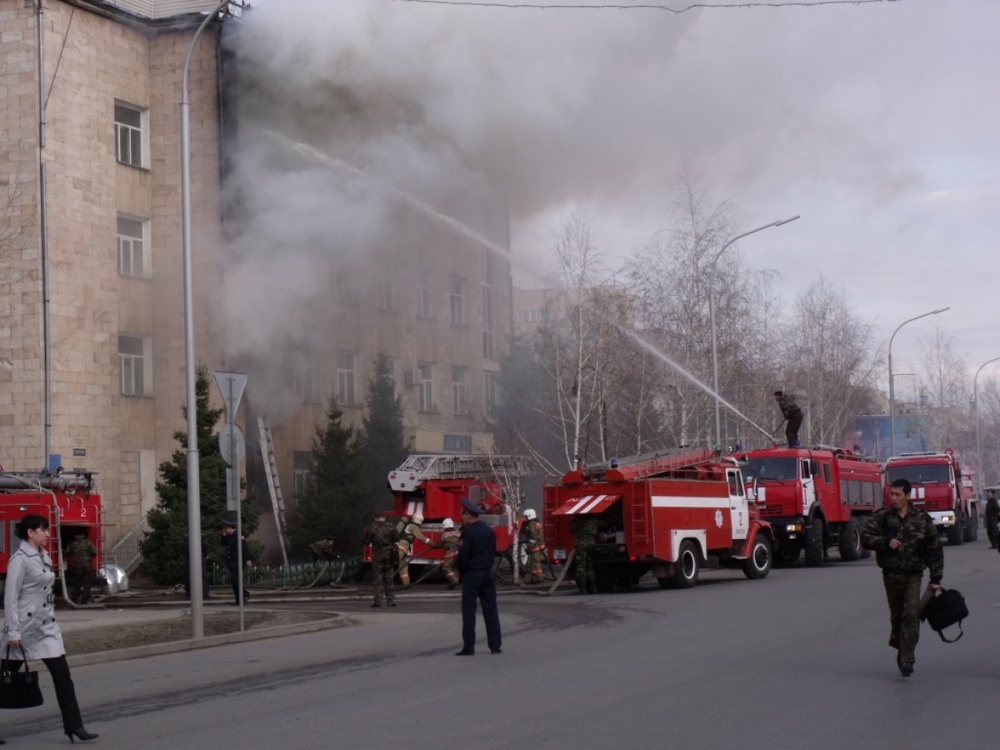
top-left (36, 0), bottom-right (53, 471)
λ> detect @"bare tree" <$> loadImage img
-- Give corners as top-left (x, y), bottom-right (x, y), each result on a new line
top-left (917, 325), bottom-right (972, 452)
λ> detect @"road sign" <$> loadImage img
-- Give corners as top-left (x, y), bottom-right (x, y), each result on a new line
top-left (219, 423), bottom-right (246, 467)
top-left (213, 371), bottom-right (247, 421)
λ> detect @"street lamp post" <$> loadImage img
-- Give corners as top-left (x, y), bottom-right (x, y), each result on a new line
top-left (709, 215), bottom-right (799, 449)
top-left (887, 307), bottom-right (950, 458)
top-left (180, 0), bottom-right (231, 639)
top-left (974, 356), bottom-right (1000, 490)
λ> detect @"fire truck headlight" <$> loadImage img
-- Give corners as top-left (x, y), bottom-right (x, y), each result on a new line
top-left (786, 524), bottom-right (803, 533)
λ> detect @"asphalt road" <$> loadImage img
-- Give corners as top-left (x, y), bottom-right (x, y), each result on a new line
top-left (4, 542), bottom-right (999, 749)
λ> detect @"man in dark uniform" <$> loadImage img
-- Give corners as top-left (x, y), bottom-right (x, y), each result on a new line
top-left (985, 488), bottom-right (999, 549)
top-left (862, 477), bottom-right (943, 677)
top-left (66, 533), bottom-right (97, 604)
top-left (570, 515), bottom-right (599, 594)
top-left (774, 390), bottom-right (804, 448)
top-left (455, 498), bottom-right (502, 655)
top-left (362, 511), bottom-right (399, 607)
top-left (222, 518), bottom-right (253, 605)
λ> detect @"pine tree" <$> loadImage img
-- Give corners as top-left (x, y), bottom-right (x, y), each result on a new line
top-left (140, 366), bottom-right (260, 585)
top-left (286, 396), bottom-right (372, 557)
top-left (361, 351), bottom-right (409, 501)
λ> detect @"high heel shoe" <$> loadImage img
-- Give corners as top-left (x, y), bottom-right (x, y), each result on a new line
top-left (66, 728), bottom-right (99, 743)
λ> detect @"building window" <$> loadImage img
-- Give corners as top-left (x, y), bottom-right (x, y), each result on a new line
top-left (417, 272), bottom-right (431, 318)
top-left (452, 366), bottom-right (468, 416)
top-left (484, 371), bottom-right (498, 420)
top-left (119, 334), bottom-right (151, 396)
top-left (293, 350), bottom-right (314, 403)
top-left (515, 309), bottom-right (544, 324)
top-left (450, 276), bottom-right (464, 326)
top-left (377, 276), bottom-right (394, 312)
top-left (114, 101), bottom-right (147, 168)
top-left (117, 215), bottom-right (149, 278)
top-left (418, 363), bottom-right (434, 413)
top-left (336, 270), bottom-right (357, 305)
top-left (337, 351), bottom-right (356, 405)
top-left (293, 451), bottom-right (313, 502)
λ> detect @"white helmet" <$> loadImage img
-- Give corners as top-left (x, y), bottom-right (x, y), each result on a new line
top-left (522, 508), bottom-right (536, 520)
top-left (442, 518), bottom-right (454, 529)
top-left (412, 513), bottom-right (424, 524)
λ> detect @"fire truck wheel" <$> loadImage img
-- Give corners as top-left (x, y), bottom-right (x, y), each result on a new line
top-left (804, 516), bottom-right (825, 567)
top-left (838, 517), bottom-right (863, 561)
top-left (742, 534), bottom-right (772, 580)
top-left (673, 540), bottom-right (700, 588)
top-left (947, 509), bottom-right (964, 546)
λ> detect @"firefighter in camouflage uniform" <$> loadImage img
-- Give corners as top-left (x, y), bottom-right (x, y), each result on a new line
top-left (66, 533), bottom-right (97, 604)
top-left (570, 515), bottom-right (600, 595)
top-left (862, 477), bottom-right (943, 677)
top-left (363, 511), bottom-right (399, 607)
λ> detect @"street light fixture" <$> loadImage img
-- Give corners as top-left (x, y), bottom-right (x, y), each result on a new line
top-left (887, 307), bottom-right (950, 458)
top-left (180, 0), bottom-right (232, 639)
top-left (974, 356), bottom-right (1000, 491)
top-left (709, 215), bottom-right (799, 449)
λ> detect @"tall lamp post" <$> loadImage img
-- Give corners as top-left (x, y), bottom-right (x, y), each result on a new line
top-left (709, 215), bottom-right (799, 448)
top-left (974, 356), bottom-right (1000, 490)
top-left (887, 307), bottom-right (950, 458)
top-left (181, 0), bottom-right (231, 639)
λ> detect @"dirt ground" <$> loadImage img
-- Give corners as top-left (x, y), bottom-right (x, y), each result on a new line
top-left (62, 610), bottom-right (328, 656)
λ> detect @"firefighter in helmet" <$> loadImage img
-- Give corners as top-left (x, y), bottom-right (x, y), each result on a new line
top-left (520, 508), bottom-right (546, 584)
top-left (396, 513), bottom-right (433, 588)
top-left (438, 517), bottom-right (461, 589)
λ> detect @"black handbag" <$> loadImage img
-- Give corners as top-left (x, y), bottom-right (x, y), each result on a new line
top-left (920, 587), bottom-right (969, 643)
top-left (0, 644), bottom-right (45, 709)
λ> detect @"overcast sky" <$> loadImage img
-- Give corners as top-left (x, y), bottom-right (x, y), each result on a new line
top-left (236, 0), bottom-right (999, 392)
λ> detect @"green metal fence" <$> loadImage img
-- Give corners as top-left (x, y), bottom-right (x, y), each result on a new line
top-left (212, 557), bottom-right (367, 589)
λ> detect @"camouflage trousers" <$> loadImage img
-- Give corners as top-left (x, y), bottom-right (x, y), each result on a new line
top-left (372, 555), bottom-right (396, 605)
top-left (574, 544), bottom-right (597, 588)
top-left (881, 571), bottom-right (923, 664)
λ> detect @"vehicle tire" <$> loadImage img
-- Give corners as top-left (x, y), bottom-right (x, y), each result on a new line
top-left (838, 516), bottom-right (863, 561)
top-left (776, 542), bottom-right (801, 566)
top-left (742, 533), bottom-right (772, 580)
top-left (947, 507), bottom-right (964, 545)
top-left (964, 505), bottom-right (979, 542)
top-left (673, 540), bottom-right (700, 588)
top-left (804, 516), bottom-right (825, 567)
top-left (516, 541), bottom-right (530, 574)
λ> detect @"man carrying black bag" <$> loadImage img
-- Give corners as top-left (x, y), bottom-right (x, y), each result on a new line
top-left (862, 478), bottom-right (944, 678)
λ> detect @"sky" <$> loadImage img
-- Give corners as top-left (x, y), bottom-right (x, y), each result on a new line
top-left (229, 0), bottom-right (1000, 395)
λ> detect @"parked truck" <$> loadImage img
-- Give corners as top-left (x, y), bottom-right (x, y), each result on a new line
top-left (542, 448), bottom-right (773, 591)
top-left (734, 446), bottom-right (881, 566)
top-left (882, 450), bottom-right (978, 545)
top-left (0, 468), bottom-right (104, 597)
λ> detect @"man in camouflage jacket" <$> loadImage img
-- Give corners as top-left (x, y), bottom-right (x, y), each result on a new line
top-left (773, 390), bottom-right (804, 448)
top-left (862, 477), bottom-right (943, 677)
top-left (363, 511), bottom-right (399, 607)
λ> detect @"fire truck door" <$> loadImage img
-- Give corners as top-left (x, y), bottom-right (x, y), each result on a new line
top-left (727, 470), bottom-right (750, 540)
top-left (800, 458), bottom-right (815, 515)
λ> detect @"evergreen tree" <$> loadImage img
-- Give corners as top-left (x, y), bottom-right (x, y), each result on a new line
top-left (140, 366), bottom-right (260, 585)
top-left (286, 396), bottom-right (372, 557)
top-left (361, 351), bottom-right (409, 502)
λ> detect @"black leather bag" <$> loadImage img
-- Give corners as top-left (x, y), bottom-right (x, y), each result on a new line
top-left (920, 587), bottom-right (968, 643)
top-left (0, 644), bottom-right (45, 709)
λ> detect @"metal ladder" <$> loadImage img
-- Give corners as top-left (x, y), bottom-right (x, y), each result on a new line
top-left (257, 416), bottom-right (289, 568)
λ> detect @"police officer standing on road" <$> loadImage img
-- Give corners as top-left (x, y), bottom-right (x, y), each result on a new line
top-left (222, 518), bottom-right (253, 605)
top-left (862, 477), bottom-right (943, 677)
top-left (455, 498), bottom-right (502, 655)
top-left (773, 390), bottom-right (804, 448)
top-left (363, 511), bottom-right (399, 607)
top-left (985, 488), bottom-right (999, 549)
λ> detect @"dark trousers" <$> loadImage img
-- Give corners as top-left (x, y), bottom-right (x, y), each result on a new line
top-left (228, 567), bottom-right (247, 603)
top-left (786, 411), bottom-right (803, 448)
top-left (7, 656), bottom-right (83, 732)
top-left (882, 571), bottom-right (923, 664)
top-left (460, 569), bottom-right (501, 653)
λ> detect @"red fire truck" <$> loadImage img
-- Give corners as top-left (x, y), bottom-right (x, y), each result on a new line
top-left (0, 468), bottom-right (103, 596)
top-left (379, 454), bottom-right (533, 570)
top-left (734, 446), bottom-right (881, 566)
top-left (542, 448), bottom-right (773, 591)
top-left (882, 450), bottom-right (978, 545)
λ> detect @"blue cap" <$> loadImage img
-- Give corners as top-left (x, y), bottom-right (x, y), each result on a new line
top-left (221, 518), bottom-right (236, 528)
top-left (460, 498), bottom-right (482, 516)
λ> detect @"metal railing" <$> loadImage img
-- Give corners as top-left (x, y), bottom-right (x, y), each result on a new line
top-left (106, 513), bottom-right (150, 573)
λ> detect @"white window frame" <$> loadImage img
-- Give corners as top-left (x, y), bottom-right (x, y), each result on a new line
top-left (450, 276), bottom-right (465, 326)
top-left (117, 214), bottom-right (150, 279)
top-left (418, 363), bottom-right (434, 413)
top-left (337, 351), bottom-right (356, 405)
top-left (417, 272), bottom-right (431, 318)
top-left (485, 371), bottom-right (498, 420)
top-left (452, 366), bottom-right (468, 416)
top-left (114, 101), bottom-right (148, 168)
top-left (377, 275), bottom-right (394, 312)
top-left (119, 334), bottom-right (152, 396)
top-left (293, 350), bottom-right (315, 403)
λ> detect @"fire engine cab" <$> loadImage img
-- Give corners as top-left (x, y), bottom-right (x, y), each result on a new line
top-left (381, 454), bottom-right (533, 569)
top-left (542, 448), bottom-right (773, 591)
top-left (0, 468), bottom-right (103, 597)
top-left (735, 446), bottom-right (881, 566)
top-left (883, 450), bottom-right (978, 545)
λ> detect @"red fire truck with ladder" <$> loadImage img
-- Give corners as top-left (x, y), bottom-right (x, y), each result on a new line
top-left (0, 467), bottom-right (103, 599)
top-left (734, 446), bottom-right (881, 566)
top-left (380, 454), bottom-right (534, 572)
top-left (542, 448), bottom-right (773, 591)
top-left (882, 449), bottom-right (978, 545)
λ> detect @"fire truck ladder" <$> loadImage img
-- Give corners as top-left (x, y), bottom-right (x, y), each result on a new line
top-left (394, 454), bottom-right (534, 481)
top-left (583, 447), bottom-right (717, 481)
top-left (257, 416), bottom-right (290, 569)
